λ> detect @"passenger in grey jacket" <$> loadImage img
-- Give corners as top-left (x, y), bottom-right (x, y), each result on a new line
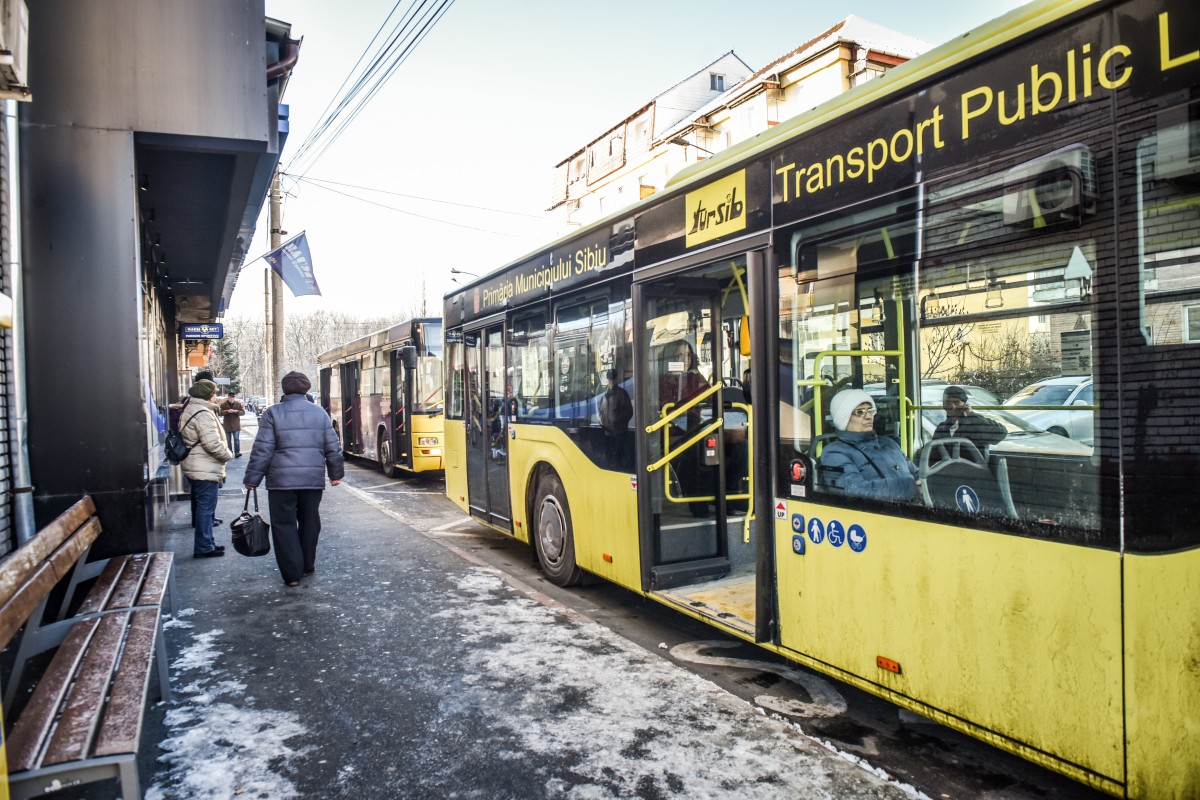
top-left (818, 389), bottom-right (920, 502)
top-left (244, 371), bottom-right (344, 587)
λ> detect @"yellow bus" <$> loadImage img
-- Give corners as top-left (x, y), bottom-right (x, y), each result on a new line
top-left (317, 318), bottom-right (444, 477)
top-left (442, 1), bottom-right (1200, 795)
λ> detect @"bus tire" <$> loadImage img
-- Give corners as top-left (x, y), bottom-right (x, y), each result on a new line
top-left (533, 472), bottom-right (583, 587)
top-left (378, 429), bottom-right (400, 479)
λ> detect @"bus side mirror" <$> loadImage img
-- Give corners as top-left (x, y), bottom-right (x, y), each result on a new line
top-left (399, 345), bottom-right (418, 371)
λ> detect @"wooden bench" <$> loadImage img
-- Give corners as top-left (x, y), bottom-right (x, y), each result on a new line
top-left (0, 496), bottom-right (174, 800)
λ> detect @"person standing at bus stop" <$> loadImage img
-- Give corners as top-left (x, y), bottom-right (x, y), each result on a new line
top-left (219, 390), bottom-right (246, 457)
top-left (179, 379), bottom-right (233, 557)
top-left (243, 371), bottom-right (344, 587)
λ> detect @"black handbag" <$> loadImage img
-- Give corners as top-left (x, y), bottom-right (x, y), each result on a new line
top-left (230, 488), bottom-right (271, 557)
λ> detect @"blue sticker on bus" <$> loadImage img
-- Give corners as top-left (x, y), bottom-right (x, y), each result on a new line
top-left (827, 520), bottom-right (846, 548)
top-left (792, 534), bottom-right (805, 555)
top-left (848, 524), bottom-right (867, 553)
top-left (955, 485), bottom-right (981, 514)
top-left (791, 513), bottom-right (804, 533)
top-left (807, 518), bottom-right (824, 544)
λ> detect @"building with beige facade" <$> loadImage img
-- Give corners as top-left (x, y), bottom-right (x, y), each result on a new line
top-left (548, 16), bottom-right (929, 231)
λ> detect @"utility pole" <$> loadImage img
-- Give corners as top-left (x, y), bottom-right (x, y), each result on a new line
top-left (269, 169), bottom-right (285, 400)
top-left (263, 251), bottom-right (272, 400)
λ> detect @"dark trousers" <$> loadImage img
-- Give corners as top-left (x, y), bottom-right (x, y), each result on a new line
top-left (268, 489), bottom-right (324, 582)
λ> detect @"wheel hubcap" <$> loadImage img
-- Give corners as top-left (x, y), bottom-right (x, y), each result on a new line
top-left (538, 496), bottom-right (566, 564)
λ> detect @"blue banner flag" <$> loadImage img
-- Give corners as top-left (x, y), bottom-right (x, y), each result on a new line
top-left (264, 232), bottom-right (322, 297)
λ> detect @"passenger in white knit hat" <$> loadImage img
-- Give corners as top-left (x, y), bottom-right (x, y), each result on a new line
top-left (829, 389), bottom-right (876, 432)
top-left (818, 388), bottom-right (919, 501)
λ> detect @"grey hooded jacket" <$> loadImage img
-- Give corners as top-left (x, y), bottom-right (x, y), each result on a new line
top-left (243, 394), bottom-right (344, 490)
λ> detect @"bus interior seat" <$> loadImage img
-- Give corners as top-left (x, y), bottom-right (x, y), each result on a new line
top-left (807, 433), bottom-right (840, 492)
top-left (919, 437), bottom-right (1017, 518)
top-left (721, 384), bottom-right (746, 406)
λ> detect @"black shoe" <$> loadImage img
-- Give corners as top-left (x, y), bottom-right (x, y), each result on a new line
top-left (213, 518), bottom-right (224, 527)
top-left (193, 549), bottom-right (225, 558)
top-left (302, 568), bottom-right (315, 577)
top-left (214, 545), bottom-right (225, 553)
top-left (284, 580), bottom-right (300, 587)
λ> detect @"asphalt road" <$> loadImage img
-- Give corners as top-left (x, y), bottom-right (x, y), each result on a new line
top-left (335, 459), bottom-right (1106, 800)
top-left (134, 412), bottom-right (1108, 799)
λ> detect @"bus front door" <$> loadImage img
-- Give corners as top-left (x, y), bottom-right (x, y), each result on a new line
top-left (339, 362), bottom-right (361, 454)
top-left (639, 265), bottom-right (752, 594)
top-left (465, 325), bottom-right (512, 530)
top-left (387, 348), bottom-right (411, 474)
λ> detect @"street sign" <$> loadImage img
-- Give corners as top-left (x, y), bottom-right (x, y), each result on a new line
top-left (180, 323), bottom-right (223, 340)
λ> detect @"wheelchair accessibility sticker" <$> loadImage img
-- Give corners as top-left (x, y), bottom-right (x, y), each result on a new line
top-left (793, 516), bottom-right (868, 554)
top-left (955, 485), bottom-right (981, 514)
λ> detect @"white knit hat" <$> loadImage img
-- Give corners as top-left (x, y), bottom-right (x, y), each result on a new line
top-left (829, 389), bottom-right (875, 431)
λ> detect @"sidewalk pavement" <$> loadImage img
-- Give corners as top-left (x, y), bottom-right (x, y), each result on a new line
top-left (141, 418), bottom-right (920, 800)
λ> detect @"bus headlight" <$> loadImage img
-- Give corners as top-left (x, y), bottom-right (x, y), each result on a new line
top-left (418, 437), bottom-right (439, 446)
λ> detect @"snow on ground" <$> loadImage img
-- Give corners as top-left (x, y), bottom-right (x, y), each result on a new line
top-left (146, 629), bottom-right (310, 800)
top-left (148, 567), bottom-right (919, 799)
top-left (434, 568), bottom-right (921, 799)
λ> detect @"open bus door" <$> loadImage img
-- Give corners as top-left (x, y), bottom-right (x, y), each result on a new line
top-left (636, 256), bottom-right (755, 616)
top-left (339, 361), bottom-right (361, 453)
top-left (382, 345), bottom-right (416, 477)
top-left (318, 368), bottom-right (332, 418)
top-left (464, 323), bottom-right (512, 530)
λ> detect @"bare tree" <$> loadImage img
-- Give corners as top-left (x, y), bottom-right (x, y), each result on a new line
top-left (919, 302), bottom-right (974, 379)
top-left (220, 309), bottom-right (428, 398)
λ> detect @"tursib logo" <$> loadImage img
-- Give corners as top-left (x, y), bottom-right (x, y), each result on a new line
top-left (687, 186), bottom-right (744, 234)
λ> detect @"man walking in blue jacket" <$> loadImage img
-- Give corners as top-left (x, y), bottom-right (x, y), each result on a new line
top-left (244, 371), bottom-right (345, 587)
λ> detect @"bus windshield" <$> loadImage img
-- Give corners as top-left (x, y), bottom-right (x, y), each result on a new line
top-left (415, 354), bottom-right (444, 413)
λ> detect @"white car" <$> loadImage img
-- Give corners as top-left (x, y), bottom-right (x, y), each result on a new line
top-left (865, 381), bottom-right (1092, 458)
top-left (1003, 376), bottom-right (1094, 445)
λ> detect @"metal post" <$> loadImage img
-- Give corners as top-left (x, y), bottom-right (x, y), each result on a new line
top-left (270, 170), bottom-right (285, 400)
top-left (263, 259), bottom-right (271, 400)
top-left (5, 99), bottom-right (34, 544)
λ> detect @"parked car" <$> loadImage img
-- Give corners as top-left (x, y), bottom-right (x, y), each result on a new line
top-left (1002, 376), bottom-right (1094, 445)
top-left (863, 380), bottom-right (1096, 527)
top-left (864, 381), bottom-right (1089, 457)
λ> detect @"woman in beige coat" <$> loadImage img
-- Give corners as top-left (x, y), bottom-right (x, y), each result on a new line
top-left (179, 379), bottom-right (233, 557)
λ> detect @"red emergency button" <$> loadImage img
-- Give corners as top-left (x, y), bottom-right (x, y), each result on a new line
top-left (790, 460), bottom-right (806, 482)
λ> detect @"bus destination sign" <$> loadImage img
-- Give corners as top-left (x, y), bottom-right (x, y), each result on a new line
top-left (180, 323), bottom-right (223, 340)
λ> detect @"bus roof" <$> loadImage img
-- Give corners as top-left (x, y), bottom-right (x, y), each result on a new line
top-left (316, 317), bottom-right (441, 367)
top-left (443, 0), bottom-right (1098, 306)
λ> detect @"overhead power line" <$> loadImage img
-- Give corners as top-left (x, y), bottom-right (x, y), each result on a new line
top-left (286, 0), bottom-right (457, 177)
top-left (295, 177), bottom-right (525, 237)
top-left (288, 174), bottom-right (551, 220)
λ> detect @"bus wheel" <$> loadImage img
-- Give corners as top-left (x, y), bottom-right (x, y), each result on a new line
top-left (378, 434), bottom-right (399, 479)
top-left (533, 473), bottom-right (583, 587)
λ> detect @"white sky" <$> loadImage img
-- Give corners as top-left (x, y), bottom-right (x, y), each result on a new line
top-left (149, 569), bottom-right (927, 798)
top-left (229, 0), bottom-right (1030, 321)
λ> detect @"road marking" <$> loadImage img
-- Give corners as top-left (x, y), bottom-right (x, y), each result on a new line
top-left (430, 517), bottom-right (475, 532)
top-left (670, 640), bottom-right (847, 719)
top-left (361, 480), bottom-right (408, 490)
